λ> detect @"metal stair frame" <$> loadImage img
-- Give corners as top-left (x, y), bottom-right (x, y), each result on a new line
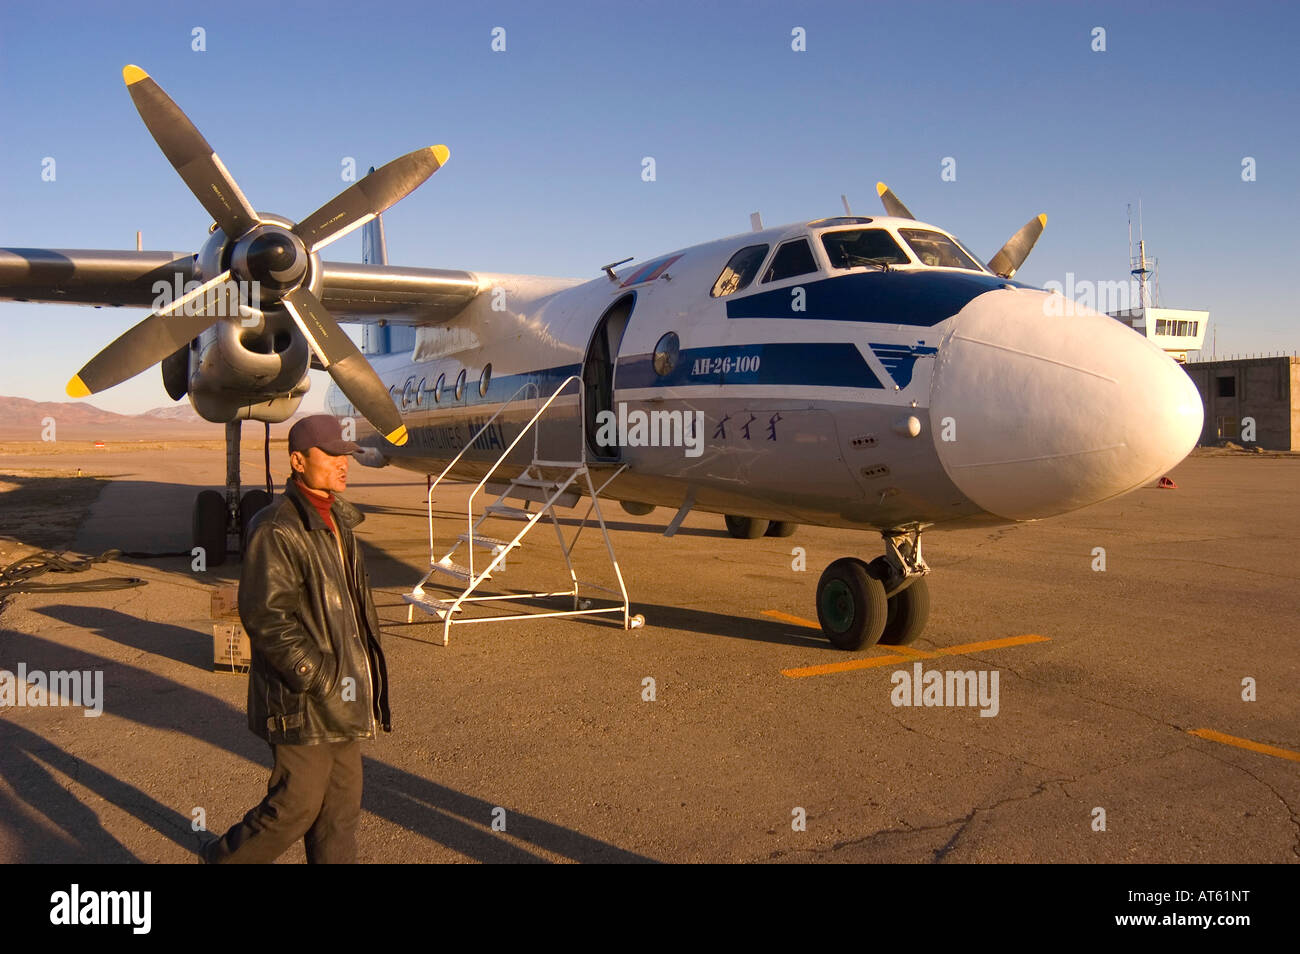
top-left (404, 375), bottom-right (637, 645)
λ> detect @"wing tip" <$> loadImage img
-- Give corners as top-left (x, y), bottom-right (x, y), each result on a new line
top-left (122, 64), bottom-right (149, 86)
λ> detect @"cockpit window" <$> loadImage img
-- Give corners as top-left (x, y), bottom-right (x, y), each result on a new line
top-left (898, 229), bottom-right (984, 271)
top-left (821, 229), bottom-right (910, 269)
top-left (711, 244), bottom-right (768, 298)
top-left (761, 238), bottom-right (818, 283)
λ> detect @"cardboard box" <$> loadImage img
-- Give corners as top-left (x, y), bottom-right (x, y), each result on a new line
top-left (212, 622), bottom-right (251, 673)
top-left (210, 584), bottom-right (240, 620)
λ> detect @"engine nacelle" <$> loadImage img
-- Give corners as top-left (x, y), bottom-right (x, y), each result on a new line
top-left (183, 213), bottom-right (317, 423)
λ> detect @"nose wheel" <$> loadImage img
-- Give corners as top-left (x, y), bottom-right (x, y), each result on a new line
top-left (815, 529), bottom-right (931, 650)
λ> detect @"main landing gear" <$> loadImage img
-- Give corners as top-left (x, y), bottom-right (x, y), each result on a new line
top-left (724, 515), bottom-right (797, 538)
top-left (192, 420), bottom-right (275, 567)
top-left (815, 528), bottom-right (930, 651)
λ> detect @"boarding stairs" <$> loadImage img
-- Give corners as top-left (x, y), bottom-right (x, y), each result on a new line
top-left (403, 375), bottom-right (643, 645)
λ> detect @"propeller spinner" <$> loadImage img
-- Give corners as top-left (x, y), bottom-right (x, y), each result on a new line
top-left (66, 65), bottom-right (451, 447)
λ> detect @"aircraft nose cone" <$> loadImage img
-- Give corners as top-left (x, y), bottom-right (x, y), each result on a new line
top-left (929, 289), bottom-right (1202, 521)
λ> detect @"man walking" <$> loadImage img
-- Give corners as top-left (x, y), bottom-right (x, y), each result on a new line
top-left (203, 415), bottom-right (391, 863)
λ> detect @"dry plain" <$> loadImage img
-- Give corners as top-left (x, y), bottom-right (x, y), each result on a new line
top-left (0, 439), bottom-right (1296, 863)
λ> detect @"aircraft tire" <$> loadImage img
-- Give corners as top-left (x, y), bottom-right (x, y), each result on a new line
top-left (725, 514), bottom-right (770, 539)
top-left (193, 490), bottom-right (227, 568)
top-left (239, 490), bottom-right (273, 550)
top-left (765, 521), bottom-right (797, 537)
top-left (869, 556), bottom-right (930, 646)
top-left (816, 557), bottom-right (887, 651)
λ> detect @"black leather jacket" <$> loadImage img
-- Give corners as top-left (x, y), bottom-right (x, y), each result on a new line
top-left (238, 478), bottom-right (391, 745)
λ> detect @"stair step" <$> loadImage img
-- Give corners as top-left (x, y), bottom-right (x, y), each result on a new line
top-left (483, 504), bottom-right (532, 521)
top-left (502, 482), bottom-right (580, 509)
top-left (402, 592), bottom-right (464, 620)
top-left (429, 559), bottom-right (491, 582)
top-left (457, 533), bottom-right (516, 551)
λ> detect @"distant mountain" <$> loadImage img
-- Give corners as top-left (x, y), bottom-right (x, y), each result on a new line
top-left (0, 395), bottom-right (290, 441)
top-left (140, 403), bottom-right (207, 423)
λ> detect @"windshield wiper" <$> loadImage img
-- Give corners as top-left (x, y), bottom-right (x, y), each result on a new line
top-left (842, 253), bottom-right (892, 271)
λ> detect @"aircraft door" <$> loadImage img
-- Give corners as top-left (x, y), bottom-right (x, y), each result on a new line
top-left (582, 294), bottom-right (635, 459)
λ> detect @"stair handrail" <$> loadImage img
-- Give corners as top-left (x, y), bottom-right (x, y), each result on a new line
top-left (466, 374), bottom-right (585, 578)
top-left (424, 380), bottom-right (541, 563)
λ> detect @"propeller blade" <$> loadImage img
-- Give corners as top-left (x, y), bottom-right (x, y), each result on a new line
top-left (67, 270), bottom-right (237, 397)
top-left (987, 213), bottom-right (1047, 279)
top-left (876, 182), bottom-right (915, 220)
top-left (280, 287), bottom-right (408, 445)
top-left (123, 65), bottom-right (259, 238)
top-left (294, 146), bottom-right (449, 254)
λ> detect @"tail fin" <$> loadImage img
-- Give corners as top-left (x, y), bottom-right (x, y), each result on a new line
top-left (361, 167), bottom-right (388, 265)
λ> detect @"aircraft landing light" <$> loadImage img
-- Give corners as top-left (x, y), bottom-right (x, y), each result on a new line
top-left (779, 633), bottom-right (1051, 679)
top-left (1188, 729), bottom-right (1300, 764)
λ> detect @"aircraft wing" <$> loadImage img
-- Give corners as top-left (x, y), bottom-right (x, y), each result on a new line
top-left (0, 248), bottom-right (482, 325)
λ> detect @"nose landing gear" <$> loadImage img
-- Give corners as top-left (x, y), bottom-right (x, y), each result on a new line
top-left (815, 528), bottom-right (931, 650)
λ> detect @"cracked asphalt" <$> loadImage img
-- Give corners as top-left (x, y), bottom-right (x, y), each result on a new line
top-left (1, 446), bottom-right (1296, 863)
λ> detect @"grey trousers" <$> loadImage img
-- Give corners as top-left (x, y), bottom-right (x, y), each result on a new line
top-left (205, 740), bottom-right (363, 864)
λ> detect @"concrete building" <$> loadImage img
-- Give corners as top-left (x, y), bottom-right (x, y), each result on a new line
top-left (1182, 356), bottom-right (1299, 451)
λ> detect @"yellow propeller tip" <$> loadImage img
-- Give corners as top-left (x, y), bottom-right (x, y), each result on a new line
top-left (430, 145), bottom-right (450, 166)
top-left (385, 425), bottom-right (409, 446)
top-left (876, 182), bottom-right (889, 196)
top-left (122, 65), bottom-right (149, 86)
top-left (1037, 213), bottom-right (1048, 227)
top-left (66, 376), bottom-right (91, 398)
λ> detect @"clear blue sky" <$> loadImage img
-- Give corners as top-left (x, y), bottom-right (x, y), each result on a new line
top-left (2, 0), bottom-right (1296, 414)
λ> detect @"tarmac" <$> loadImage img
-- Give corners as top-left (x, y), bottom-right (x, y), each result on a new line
top-left (1, 445), bottom-right (1297, 863)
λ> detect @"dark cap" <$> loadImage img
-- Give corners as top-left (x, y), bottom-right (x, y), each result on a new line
top-left (288, 415), bottom-right (360, 456)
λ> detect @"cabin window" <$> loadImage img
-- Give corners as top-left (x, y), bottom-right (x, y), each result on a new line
top-left (478, 364), bottom-right (492, 398)
top-left (821, 229), bottom-right (909, 269)
top-left (653, 332), bottom-right (680, 376)
top-left (454, 369), bottom-right (467, 401)
top-left (761, 239), bottom-right (818, 283)
top-left (898, 229), bottom-right (983, 271)
top-left (415, 377), bottom-right (426, 406)
top-left (433, 373), bottom-right (444, 403)
top-left (711, 244), bottom-right (768, 298)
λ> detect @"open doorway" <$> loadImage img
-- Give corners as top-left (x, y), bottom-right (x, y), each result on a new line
top-left (582, 293), bottom-right (635, 459)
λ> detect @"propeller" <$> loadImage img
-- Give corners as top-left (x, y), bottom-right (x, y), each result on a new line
top-left (875, 182), bottom-right (915, 220)
top-left (986, 213), bottom-right (1047, 280)
top-left (67, 65), bottom-right (451, 447)
top-left (876, 182), bottom-right (1046, 279)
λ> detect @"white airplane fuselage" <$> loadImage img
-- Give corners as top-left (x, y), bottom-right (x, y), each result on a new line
top-left (327, 216), bottom-right (1204, 534)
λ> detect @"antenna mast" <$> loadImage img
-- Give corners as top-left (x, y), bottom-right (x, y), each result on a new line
top-left (1129, 199), bottom-right (1159, 308)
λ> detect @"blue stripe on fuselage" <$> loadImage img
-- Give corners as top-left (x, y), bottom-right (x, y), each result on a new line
top-left (725, 270), bottom-right (1017, 326)
top-left (617, 342), bottom-right (883, 390)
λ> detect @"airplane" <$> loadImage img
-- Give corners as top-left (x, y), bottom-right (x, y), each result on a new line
top-left (0, 65), bottom-right (1204, 652)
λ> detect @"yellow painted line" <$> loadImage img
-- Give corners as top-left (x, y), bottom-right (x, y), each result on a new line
top-left (1188, 729), bottom-right (1300, 763)
top-left (781, 633), bottom-right (1050, 679)
top-left (782, 653), bottom-right (914, 678)
top-left (761, 609), bottom-right (820, 629)
top-left (888, 644), bottom-right (938, 658)
top-left (932, 634), bottom-right (1050, 656)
